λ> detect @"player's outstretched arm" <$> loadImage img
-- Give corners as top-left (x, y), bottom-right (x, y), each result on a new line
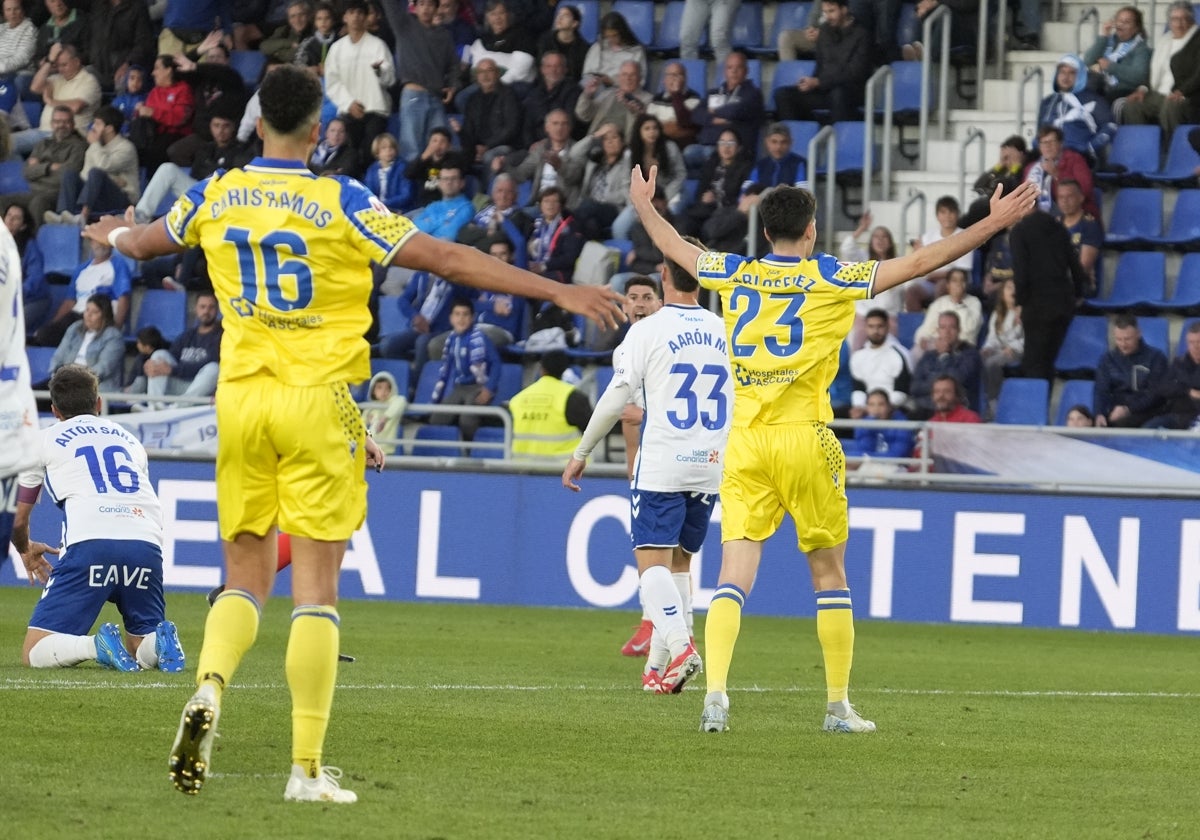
top-left (629, 165), bottom-right (703, 278)
top-left (83, 210), bottom-right (185, 262)
top-left (396, 233), bottom-right (626, 330)
top-left (873, 182), bottom-right (1040, 293)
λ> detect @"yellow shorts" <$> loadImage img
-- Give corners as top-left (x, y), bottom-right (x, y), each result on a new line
top-left (719, 423), bottom-right (848, 553)
top-left (215, 377), bottom-right (367, 542)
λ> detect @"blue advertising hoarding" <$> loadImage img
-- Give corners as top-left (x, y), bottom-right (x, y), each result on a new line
top-left (5, 460), bottom-right (1199, 635)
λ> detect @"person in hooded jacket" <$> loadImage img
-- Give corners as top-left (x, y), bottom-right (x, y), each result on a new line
top-left (1036, 54), bottom-right (1117, 162)
top-left (362, 368), bottom-right (408, 454)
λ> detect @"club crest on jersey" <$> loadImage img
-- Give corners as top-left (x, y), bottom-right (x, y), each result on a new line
top-left (708, 450), bottom-right (720, 464)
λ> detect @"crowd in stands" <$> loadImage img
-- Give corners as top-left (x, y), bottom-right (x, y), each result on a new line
top-left (5, 0), bottom-right (1200, 452)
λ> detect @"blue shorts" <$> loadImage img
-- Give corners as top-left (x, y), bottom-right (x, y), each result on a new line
top-left (630, 489), bottom-right (716, 553)
top-left (28, 539), bottom-right (166, 637)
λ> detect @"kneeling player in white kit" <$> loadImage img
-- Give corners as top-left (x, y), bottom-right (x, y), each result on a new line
top-left (564, 243), bottom-right (733, 693)
top-left (12, 364), bottom-right (184, 672)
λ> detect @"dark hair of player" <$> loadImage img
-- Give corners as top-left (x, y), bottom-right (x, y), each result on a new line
top-left (624, 275), bottom-right (661, 299)
top-left (758, 186), bottom-right (816, 245)
top-left (49, 364), bottom-right (100, 419)
top-left (260, 65), bottom-right (324, 137)
top-left (663, 234), bottom-right (705, 294)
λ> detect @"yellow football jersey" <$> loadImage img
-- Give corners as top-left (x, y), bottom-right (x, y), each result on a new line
top-left (696, 251), bottom-right (877, 426)
top-left (165, 158), bottom-right (417, 387)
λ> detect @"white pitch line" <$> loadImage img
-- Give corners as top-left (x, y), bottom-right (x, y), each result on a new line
top-left (2, 678), bottom-right (1198, 699)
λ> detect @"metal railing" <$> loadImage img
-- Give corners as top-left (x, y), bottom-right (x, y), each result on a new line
top-left (959, 127), bottom-right (987, 207)
top-left (1077, 7), bottom-right (1100, 53)
top-left (1017, 65), bottom-right (1044, 138)
top-left (898, 188), bottom-right (927, 253)
top-left (918, 5), bottom-right (952, 169)
top-left (807, 124), bottom-right (837, 253)
top-left (862, 64), bottom-right (894, 209)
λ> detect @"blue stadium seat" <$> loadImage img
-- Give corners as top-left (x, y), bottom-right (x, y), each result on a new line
top-left (729, 3), bottom-right (764, 50)
top-left (376, 294), bottom-right (407, 338)
top-left (1055, 379), bottom-right (1095, 424)
top-left (352, 357), bottom-right (410, 403)
top-left (890, 61), bottom-right (927, 120)
top-left (611, 0), bottom-right (653, 45)
top-left (994, 377), bottom-right (1049, 425)
top-left (1054, 315), bottom-right (1110, 377)
top-left (655, 2), bottom-right (704, 55)
top-left (558, 0), bottom-right (600, 42)
top-left (1161, 254), bottom-right (1200, 313)
top-left (495, 362), bottom-right (525, 403)
top-left (229, 50), bottom-right (266, 87)
top-left (36, 224), bottom-right (82, 279)
top-left (0, 159), bottom-right (28, 193)
top-left (768, 60), bottom-right (815, 111)
top-left (1097, 124), bottom-right (1160, 183)
top-left (778, 120), bottom-right (820, 172)
top-left (593, 365), bottom-right (614, 401)
top-left (751, 2), bottom-right (810, 56)
top-left (0, 75), bottom-right (17, 113)
top-left (1146, 125), bottom-right (1200, 184)
top-left (23, 100), bottom-right (42, 129)
top-left (26, 346), bottom-right (55, 384)
top-left (744, 58), bottom-right (762, 92)
top-left (1104, 188), bottom-right (1163, 248)
top-left (897, 311), bottom-right (923, 349)
top-left (834, 120), bottom-right (866, 177)
top-left (412, 362), bottom-right (441, 405)
top-left (1150, 189), bottom-right (1200, 248)
top-left (134, 289), bottom-right (188, 343)
top-left (470, 425), bottom-right (508, 459)
top-left (1138, 315), bottom-right (1171, 357)
top-left (410, 424), bottom-right (463, 457)
top-left (603, 238), bottom-right (634, 262)
top-left (1086, 251), bottom-right (1166, 311)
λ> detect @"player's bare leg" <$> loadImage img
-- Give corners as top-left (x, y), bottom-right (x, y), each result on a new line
top-left (809, 543), bottom-right (874, 734)
top-left (170, 531), bottom-right (275, 795)
top-left (700, 539), bottom-right (762, 732)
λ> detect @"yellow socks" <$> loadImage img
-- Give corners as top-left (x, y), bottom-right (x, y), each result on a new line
top-left (815, 589), bottom-right (855, 704)
top-left (703, 584), bottom-right (745, 694)
top-left (196, 590), bottom-right (261, 692)
top-left (287, 605), bottom-right (340, 777)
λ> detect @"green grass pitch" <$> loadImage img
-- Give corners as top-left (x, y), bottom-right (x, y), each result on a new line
top-left (1, 588), bottom-right (1196, 839)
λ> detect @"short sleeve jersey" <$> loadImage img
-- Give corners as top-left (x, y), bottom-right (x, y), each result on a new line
top-left (696, 251), bottom-right (877, 426)
top-left (611, 304), bottom-right (733, 493)
top-left (165, 158), bottom-right (418, 387)
top-left (18, 414), bottom-right (163, 548)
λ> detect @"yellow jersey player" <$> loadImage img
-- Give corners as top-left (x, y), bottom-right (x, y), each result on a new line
top-left (84, 65), bottom-right (624, 804)
top-left (628, 164), bottom-right (1039, 735)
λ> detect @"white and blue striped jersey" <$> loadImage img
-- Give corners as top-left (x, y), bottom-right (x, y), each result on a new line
top-left (18, 414), bottom-right (163, 548)
top-left (609, 304), bottom-right (733, 493)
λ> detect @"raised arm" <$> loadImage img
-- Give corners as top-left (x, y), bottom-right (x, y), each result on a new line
top-left (395, 232), bottom-right (625, 330)
top-left (873, 182), bottom-right (1039, 294)
top-left (628, 165), bottom-right (703, 277)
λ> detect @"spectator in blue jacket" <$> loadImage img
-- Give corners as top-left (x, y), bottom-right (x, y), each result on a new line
top-left (363, 133), bottom-right (413, 211)
top-left (1094, 314), bottom-right (1170, 427)
top-left (4, 204), bottom-right (48, 331)
top-left (407, 162), bottom-right (475, 240)
top-left (685, 51), bottom-right (764, 172)
top-left (849, 388), bottom-right (915, 458)
top-left (375, 270), bottom-right (476, 386)
top-left (1036, 54), bottom-right (1117, 162)
top-left (908, 310), bottom-right (982, 417)
top-left (430, 299), bottom-right (502, 441)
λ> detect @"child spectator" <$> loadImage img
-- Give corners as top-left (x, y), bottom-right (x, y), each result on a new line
top-left (110, 65), bottom-right (148, 135)
top-left (363, 132), bottom-right (412, 211)
top-left (124, 325), bottom-right (170, 394)
top-left (362, 369), bottom-right (408, 454)
top-left (850, 388), bottom-right (915, 461)
top-left (430, 299), bottom-right (501, 441)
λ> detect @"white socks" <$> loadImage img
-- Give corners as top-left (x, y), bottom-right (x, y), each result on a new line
top-left (27, 633), bottom-right (97, 668)
top-left (672, 571), bottom-right (694, 633)
top-left (639, 565), bottom-right (690, 657)
top-left (136, 633), bottom-right (159, 670)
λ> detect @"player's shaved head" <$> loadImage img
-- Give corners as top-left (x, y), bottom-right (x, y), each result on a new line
top-left (49, 364), bottom-right (100, 420)
top-left (759, 186), bottom-right (816, 244)
top-left (260, 65), bottom-right (323, 137)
